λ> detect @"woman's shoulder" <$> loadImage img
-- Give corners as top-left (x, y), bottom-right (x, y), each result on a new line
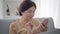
top-left (9, 19), bottom-right (26, 33)
top-left (9, 19), bottom-right (20, 27)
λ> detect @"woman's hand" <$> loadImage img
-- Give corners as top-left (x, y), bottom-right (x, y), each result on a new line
top-left (25, 19), bottom-right (48, 34)
top-left (38, 19), bottom-right (48, 32)
top-left (25, 22), bottom-right (33, 34)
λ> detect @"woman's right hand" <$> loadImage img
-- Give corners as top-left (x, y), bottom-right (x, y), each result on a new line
top-left (38, 19), bottom-right (48, 32)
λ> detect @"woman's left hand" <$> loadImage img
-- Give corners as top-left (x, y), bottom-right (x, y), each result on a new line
top-left (25, 22), bottom-right (33, 34)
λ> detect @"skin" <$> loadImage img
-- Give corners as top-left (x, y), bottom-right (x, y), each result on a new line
top-left (21, 6), bottom-right (35, 20)
top-left (19, 6), bottom-right (48, 34)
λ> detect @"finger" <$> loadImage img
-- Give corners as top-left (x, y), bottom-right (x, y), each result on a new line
top-left (39, 24), bottom-right (45, 32)
top-left (42, 19), bottom-right (48, 28)
top-left (25, 23), bottom-right (33, 30)
top-left (42, 22), bottom-right (48, 29)
top-left (40, 23), bottom-right (47, 32)
top-left (43, 19), bottom-right (48, 24)
top-left (41, 23), bottom-right (48, 31)
top-left (42, 23), bottom-right (48, 28)
top-left (25, 22), bottom-right (31, 27)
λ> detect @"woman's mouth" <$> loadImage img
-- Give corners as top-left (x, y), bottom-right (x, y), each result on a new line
top-left (29, 16), bottom-right (33, 18)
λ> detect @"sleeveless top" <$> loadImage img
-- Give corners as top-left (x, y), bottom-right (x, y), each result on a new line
top-left (9, 18), bottom-right (41, 34)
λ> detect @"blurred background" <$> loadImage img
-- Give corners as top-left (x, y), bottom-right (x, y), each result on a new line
top-left (0, 0), bottom-right (60, 29)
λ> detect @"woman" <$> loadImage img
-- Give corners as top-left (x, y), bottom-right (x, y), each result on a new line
top-left (9, 0), bottom-right (48, 34)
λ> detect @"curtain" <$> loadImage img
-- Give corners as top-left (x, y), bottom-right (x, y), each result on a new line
top-left (34, 0), bottom-right (60, 29)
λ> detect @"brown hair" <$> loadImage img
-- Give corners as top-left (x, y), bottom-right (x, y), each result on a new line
top-left (18, 0), bottom-right (36, 16)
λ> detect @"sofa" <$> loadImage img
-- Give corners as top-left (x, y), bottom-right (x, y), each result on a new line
top-left (0, 18), bottom-right (60, 34)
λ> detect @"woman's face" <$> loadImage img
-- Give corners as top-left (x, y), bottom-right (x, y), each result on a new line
top-left (22, 6), bottom-right (36, 19)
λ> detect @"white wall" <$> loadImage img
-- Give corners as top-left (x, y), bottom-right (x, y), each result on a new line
top-left (0, 0), bottom-right (4, 19)
top-left (0, 0), bottom-right (23, 19)
top-left (34, 0), bottom-right (41, 18)
top-left (3, 0), bottom-right (23, 18)
top-left (56, 0), bottom-right (60, 28)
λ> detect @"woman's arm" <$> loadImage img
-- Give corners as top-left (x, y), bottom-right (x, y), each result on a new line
top-left (9, 23), bottom-right (16, 34)
top-left (17, 28), bottom-right (32, 34)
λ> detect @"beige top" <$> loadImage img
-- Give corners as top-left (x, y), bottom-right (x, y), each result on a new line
top-left (9, 19), bottom-right (41, 34)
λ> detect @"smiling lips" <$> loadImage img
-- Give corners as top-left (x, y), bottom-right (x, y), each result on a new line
top-left (28, 15), bottom-right (33, 18)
